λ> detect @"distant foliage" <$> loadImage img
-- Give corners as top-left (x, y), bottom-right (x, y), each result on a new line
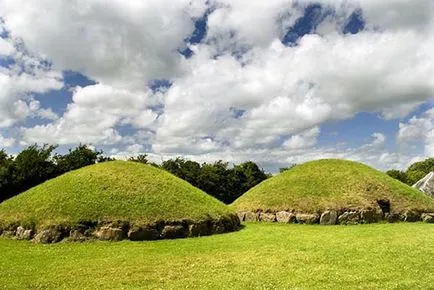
top-left (387, 158), bottom-right (434, 185)
top-left (128, 154), bottom-right (149, 164)
top-left (161, 158), bottom-right (268, 204)
top-left (0, 144), bottom-right (112, 202)
top-left (54, 144), bottom-right (102, 174)
top-left (279, 163), bottom-right (297, 173)
top-left (386, 169), bottom-right (408, 184)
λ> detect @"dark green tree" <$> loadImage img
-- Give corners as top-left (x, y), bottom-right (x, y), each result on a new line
top-left (128, 154), bottom-right (149, 164)
top-left (54, 144), bottom-right (101, 174)
top-left (405, 158), bottom-right (434, 185)
top-left (386, 169), bottom-right (408, 184)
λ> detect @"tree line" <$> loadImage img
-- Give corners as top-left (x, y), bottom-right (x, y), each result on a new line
top-left (386, 158), bottom-right (434, 186)
top-left (0, 145), bottom-right (269, 204)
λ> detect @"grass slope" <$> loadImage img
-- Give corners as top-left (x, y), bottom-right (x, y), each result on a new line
top-left (1, 223), bottom-right (433, 289)
top-left (0, 161), bottom-right (233, 228)
top-left (233, 159), bottom-right (434, 213)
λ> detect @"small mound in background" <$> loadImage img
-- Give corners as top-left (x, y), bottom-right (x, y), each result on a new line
top-left (0, 161), bottom-right (239, 243)
top-left (233, 159), bottom-right (434, 224)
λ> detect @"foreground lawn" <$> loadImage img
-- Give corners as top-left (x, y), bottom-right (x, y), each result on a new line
top-left (1, 223), bottom-right (433, 289)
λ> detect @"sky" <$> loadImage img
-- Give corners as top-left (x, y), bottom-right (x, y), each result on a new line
top-left (0, 0), bottom-right (433, 172)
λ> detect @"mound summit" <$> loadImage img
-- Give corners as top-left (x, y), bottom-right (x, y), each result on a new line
top-left (233, 159), bottom-right (434, 224)
top-left (0, 161), bottom-right (239, 243)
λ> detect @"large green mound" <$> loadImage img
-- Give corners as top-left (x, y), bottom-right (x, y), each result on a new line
top-left (0, 161), bottom-right (238, 242)
top-left (233, 159), bottom-right (434, 214)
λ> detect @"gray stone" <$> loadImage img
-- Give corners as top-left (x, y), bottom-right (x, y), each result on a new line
top-left (237, 212), bottom-right (246, 222)
top-left (188, 221), bottom-right (211, 237)
top-left (360, 209), bottom-right (382, 223)
top-left (259, 212), bottom-right (276, 222)
top-left (296, 213), bottom-right (319, 224)
top-left (403, 210), bottom-right (421, 222)
top-left (16, 226), bottom-right (33, 240)
top-left (2, 230), bottom-right (16, 238)
top-left (128, 225), bottom-right (160, 241)
top-left (69, 230), bottom-right (88, 242)
top-left (320, 210), bottom-right (338, 225)
top-left (422, 213), bottom-right (434, 223)
top-left (338, 211), bottom-right (360, 224)
top-left (385, 213), bottom-right (401, 223)
top-left (230, 213), bottom-right (241, 228)
top-left (160, 225), bottom-right (187, 239)
top-left (413, 172), bottom-right (434, 198)
top-left (276, 211), bottom-right (296, 223)
top-left (94, 227), bottom-right (126, 241)
top-left (34, 229), bottom-right (63, 244)
top-left (244, 211), bottom-right (258, 222)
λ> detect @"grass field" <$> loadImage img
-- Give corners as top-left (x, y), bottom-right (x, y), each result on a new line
top-left (233, 159), bottom-right (434, 213)
top-left (1, 223), bottom-right (433, 289)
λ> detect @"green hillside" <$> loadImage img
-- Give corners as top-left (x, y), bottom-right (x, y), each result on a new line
top-left (233, 159), bottom-right (434, 213)
top-left (0, 161), bottom-right (235, 230)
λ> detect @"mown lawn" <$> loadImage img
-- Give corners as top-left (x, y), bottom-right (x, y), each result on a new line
top-left (1, 223), bottom-right (433, 289)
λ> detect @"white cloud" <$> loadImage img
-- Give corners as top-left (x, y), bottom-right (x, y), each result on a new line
top-left (397, 107), bottom-right (434, 157)
top-left (0, 133), bottom-right (14, 147)
top-left (283, 127), bottom-right (320, 149)
top-left (0, 0), bottom-right (206, 89)
top-left (21, 83), bottom-right (159, 145)
top-left (1, 0), bottom-right (433, 171)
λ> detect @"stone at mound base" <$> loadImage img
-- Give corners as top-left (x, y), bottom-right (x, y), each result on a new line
top-left (128, 225), bottom-right (160, 241)
top-left (15, 226), bottom-right (34, 240)
top-left (276, 211), bottom-right (296, 223)
top-left (320, 210), bottom-right (338, 225)
top-left (34, 229), bottom-right (64, 244)
top-left (94, 227), bottom-right (126, 241)
top-left (296, 213), bottom-right (319, 224)
top-left (161, 225), bottom-right (187, 239)
top-left (413, 172), bottom-right (434, 198)
top-left (260, 212), bottom-right (276, 222)
top-left (422, 213), bottom-right (434, 223)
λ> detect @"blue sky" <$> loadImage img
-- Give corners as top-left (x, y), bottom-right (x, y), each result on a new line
top-left (0, 0), bottom-right (433, 172)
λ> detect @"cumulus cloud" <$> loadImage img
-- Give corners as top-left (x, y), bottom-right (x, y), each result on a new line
top-left (0, 133), bottom-right (14, 147)
top-left (0, 37), bottom-right (63, 127)
top-left (398, 107), bottom-right (434, 157)
top-left (0, 0), bottom-right (433, 171)
top-left (0, 0), bottom-right (206, 89)
top-left (21, 83), bottom-right (158, 145)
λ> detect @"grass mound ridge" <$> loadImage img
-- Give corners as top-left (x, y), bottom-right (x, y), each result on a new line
top-left (0, 161), bottom-right (239, 241)
top-left (233, 159), bottom-right (434, 215)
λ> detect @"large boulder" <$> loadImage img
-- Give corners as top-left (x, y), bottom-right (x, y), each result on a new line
top-left (422, 213), bottom-right (434, 223)
top-left (320, 210), bottom-right (338, 225)
top-left (15, 226), bottom-right (34, 240)
top-left (188, 221), bottom-right (212, 237)
top-left (161, 225), bottom-right (187, 239)
top-left (296, 213), bottom-right (319, 224)
top-left (128, 225), bottom-right (160, 241)
top-left (34, 229), bottom-right (64, 244)
top-left (276, 211), bottom-right (296, 223)
top-left (94, 227), bottom-right (126, 241)
top-left (413, 172), bottom-right (434, 198)
top-left (244, 211), bottom-right (258, 222)
top-left (338, 211), bottom-right (360, 224)
top-left (259, 212), bottom-right (276, 222)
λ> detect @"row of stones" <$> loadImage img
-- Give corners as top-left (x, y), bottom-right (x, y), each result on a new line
top-left (0, 214), bottom-right (240, 244)
top-left (238, 210), bottom-right (434, 225)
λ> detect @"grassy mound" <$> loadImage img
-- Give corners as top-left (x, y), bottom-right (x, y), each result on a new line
top-left (0, 161), bottom-right (235, 231)
top-left (233, 159), bottom-right (434, 213)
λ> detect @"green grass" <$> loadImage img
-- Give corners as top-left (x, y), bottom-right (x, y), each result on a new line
top-left (1, 223), bottom-right (433, 289)
top-left (233, 159), bottom-right (434, 213)
top-left (0, 161), bottom-right (233, 229)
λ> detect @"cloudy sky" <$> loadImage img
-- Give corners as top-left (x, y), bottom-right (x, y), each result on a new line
top-left (0, 0), bottom-right (433, 172)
